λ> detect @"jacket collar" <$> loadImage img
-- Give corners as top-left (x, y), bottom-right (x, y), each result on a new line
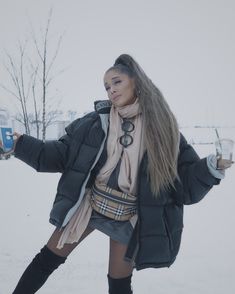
top-left (94, 100), bottom-right (112, 114)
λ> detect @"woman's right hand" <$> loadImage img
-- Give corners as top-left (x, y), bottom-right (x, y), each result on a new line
top-left (0, 132), bottom-right (22, 156)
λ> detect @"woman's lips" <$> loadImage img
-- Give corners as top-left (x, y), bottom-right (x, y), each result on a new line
top-left (112, 95), bottom-right (121, 101)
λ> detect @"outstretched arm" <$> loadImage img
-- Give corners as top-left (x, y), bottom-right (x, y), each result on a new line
top-left (173, 134), bottom-right (233, 205)
top-left (14, 133), bottom-right (71, 173)
top-left (10, 117), bottom-right (82, 173)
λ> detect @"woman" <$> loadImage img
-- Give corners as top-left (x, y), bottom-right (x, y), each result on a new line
top-left (4, 54), bottom-right (233, 294)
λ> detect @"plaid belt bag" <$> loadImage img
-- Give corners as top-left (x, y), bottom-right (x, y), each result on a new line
top-left (90, 183), bottom-right (137, 221)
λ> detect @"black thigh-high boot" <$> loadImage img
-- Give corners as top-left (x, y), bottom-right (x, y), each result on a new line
top-left (108, 274), bottom-right (133, 294)
top-left (12, 245), bottom-right (66, 294)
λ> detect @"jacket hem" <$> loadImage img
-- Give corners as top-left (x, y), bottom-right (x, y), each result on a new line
top-left (135, 257), bottom-right (176, 271)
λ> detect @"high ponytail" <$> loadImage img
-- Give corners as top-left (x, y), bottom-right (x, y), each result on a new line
top-left (108, 54), bottom-right (180, 197)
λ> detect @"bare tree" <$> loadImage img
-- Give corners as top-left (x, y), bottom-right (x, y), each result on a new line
top-left (1, 8), bottom-right (64, 140)
top-left (31, 8), bottom-right (64, 140)
top-left (31, 66), bottom-right (41, 139)
top-left (1, 41), bottom-right (32, 135)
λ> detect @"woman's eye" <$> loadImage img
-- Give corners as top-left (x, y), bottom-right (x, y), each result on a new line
top-left (114, 80), bottom-right (121, 84)
top-left (105, 80), bottom-right (121, 91)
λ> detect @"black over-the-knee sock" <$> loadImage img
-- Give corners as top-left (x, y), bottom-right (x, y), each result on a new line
top-left (12, 245), bottom-right (66, 294)
top-left (108, 274), bottom-right (133, 294)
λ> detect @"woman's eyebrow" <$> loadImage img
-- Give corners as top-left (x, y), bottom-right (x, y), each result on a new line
top-left (104, 76), bottom-right (121, 86)
top-left (111, 76), bottom-right (120, 80)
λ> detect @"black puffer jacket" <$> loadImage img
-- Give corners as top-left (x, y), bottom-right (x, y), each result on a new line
top-left (15, 100), bottom-right (220, 270)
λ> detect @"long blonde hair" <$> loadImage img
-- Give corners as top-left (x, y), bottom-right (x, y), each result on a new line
top-left (108, 54), bottom-right (180, 197)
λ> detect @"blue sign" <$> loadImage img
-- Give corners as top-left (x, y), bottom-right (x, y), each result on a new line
top-left (0, 127), bottom-right (14, 151)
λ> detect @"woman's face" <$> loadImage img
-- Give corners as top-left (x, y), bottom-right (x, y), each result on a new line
top-left (103, 69), bottom-right (136, 107)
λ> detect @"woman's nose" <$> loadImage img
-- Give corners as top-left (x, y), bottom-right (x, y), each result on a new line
top-left (110, 86), bottom-right (116, 94)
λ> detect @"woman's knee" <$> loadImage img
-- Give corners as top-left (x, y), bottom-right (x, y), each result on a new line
top-left (46, 226), bottom-right (94, 257)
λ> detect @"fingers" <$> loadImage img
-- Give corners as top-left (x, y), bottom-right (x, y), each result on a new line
top-left (2, 149), bottom-right (15, 156)
top-left (13, 132), bottom-right (22, 140)
top-left (217, 158), bottom-right (234, 170)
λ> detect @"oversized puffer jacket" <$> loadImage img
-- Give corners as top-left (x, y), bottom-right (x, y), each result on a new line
top-left (14, 100), bottom-right (221, 270)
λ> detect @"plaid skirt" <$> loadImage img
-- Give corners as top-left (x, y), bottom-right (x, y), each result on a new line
top-left (88, 209), bottom-right (134, 245)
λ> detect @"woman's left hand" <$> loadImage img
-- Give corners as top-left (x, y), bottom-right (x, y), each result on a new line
top-left (217, 158), bottom-right (234, 170)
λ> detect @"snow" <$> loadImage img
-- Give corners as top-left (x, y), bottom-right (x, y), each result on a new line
top-left (0, 137), bottom-right (235, 294)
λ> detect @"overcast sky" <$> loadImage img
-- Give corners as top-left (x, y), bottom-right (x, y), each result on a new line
top-left (0, 0), bottom-right (235, 127)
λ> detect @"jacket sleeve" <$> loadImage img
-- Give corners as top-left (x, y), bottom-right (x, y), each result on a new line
top-left (14, 118), bottom-right (81, 173)
top-left (173, 133), bottom-right (221, 205)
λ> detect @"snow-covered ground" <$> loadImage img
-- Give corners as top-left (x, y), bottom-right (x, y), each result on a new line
top-left (0, 135), bottom-right (235, 294)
